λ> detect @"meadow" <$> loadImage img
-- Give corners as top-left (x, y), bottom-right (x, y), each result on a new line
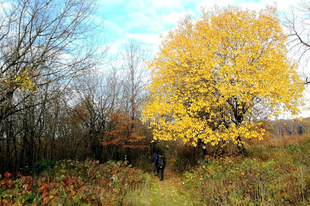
top-left (1, 134), bottom-right (310, 205)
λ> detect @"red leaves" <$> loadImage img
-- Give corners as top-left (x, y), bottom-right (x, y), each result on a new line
top-left (0, 160), bottom-right (145, 205)
top-left (39, 183), bottom-right (49, 194)
top-left (101, 112), bottom-right (147, 150)
top-left (4, 172), bottom-right (11, 178)
top-left (19, 176), bottom-right (34, 192)
top-left (1, 181), bottom-right (7, 189)
top-left (1, 178), bottom-right (14, 189)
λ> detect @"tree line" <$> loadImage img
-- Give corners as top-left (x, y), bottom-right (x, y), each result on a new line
top-left (0, 0), bottom-right (152, 175)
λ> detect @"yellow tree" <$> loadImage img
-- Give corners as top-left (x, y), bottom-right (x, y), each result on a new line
top-left (142, 6), bottom-right (305, 148)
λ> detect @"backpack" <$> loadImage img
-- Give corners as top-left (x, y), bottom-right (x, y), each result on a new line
top-left (155, 155), bottom-right (159, 165)
top-left (158, 156), bottom-right (165, 167)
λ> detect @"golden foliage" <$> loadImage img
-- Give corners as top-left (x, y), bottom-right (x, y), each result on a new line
top-left (1, 69), bottom-right (36, 93)
top-left (142, 6), bottom-right (305, 147)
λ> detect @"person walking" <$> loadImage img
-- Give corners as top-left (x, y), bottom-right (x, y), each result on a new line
top-left (152, 151), bottom-right (159, 175)
top-left (158, 153), bottom-right (166, 181)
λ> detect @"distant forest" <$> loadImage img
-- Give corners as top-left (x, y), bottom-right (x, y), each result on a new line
top-left (269, 118), bottom-right (309, 137)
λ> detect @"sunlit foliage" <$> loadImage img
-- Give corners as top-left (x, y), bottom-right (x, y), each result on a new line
top-left (143, 6), bottom-right (304, 147)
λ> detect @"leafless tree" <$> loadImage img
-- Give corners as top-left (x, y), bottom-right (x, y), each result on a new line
top-left (282, 0), bottom-right (310, 84)
top-left (0, 0), bottom-right (105, 122)
top-left (121, 39), bottom-right (150, 122)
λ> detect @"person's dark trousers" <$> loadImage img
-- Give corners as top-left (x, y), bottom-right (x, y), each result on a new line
top-left (153, 164), bottom-right (158, 175)
top-left (158, 166), bottom-right (165, 180)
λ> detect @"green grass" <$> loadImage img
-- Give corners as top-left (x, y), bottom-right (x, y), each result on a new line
top-left (2, 135), bottom-right (310, 205)
top-left (179, 135), bottom-right (310, 205)
top-left (125, 172), bottom-right (195, 206)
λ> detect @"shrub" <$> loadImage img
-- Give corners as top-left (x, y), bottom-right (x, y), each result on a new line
top-left (182, 141), bottom-right (310, 205)
top-left (0, 160), bottom-right (146, 205)
top-left (173, 144), bottom-right (201, 172)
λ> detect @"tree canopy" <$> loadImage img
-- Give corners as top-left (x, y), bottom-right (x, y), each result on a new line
top-left (142, 6), bottom-right (305, 147)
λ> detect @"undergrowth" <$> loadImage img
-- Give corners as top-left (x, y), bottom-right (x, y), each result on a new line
top-left (181, 135), bottom-right (310, 205)
top-left (2, 135), bottom-right (310, 205)
top-left (0, 160), bottom-right (146, 205)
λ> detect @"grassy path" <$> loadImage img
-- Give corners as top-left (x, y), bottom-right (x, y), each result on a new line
top-left (127, 165), bottom-right (197, 206)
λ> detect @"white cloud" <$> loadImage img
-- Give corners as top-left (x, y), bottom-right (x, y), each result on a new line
top-left (145, 0), bottom-right (185, 10)
top-left (162, 11), bottom-right (183, 25)
top-left (0, 2), bottom-right (12, 12)
top-left (239, 2), bottom-right (265, 11)
top-left (125, 33), bottom-right (161, 55)
top-left (104, 20), bottom-right (124, 36)
top-left (197, 0), bottom-right (234, 11)
top-left (126, 33), bottom-right (159, 43)
top-left (162, 10), bottom-right (196, 25)
top-left (196, 0), bottom-right (293, 12)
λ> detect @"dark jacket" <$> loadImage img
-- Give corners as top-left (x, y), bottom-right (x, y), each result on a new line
top-left (153, 153), bottom-right (159, 164)
top-left (158, 155), bottom-right (166, 168)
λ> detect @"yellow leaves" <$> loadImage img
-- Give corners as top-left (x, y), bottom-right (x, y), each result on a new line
top-left (142, 5), bottom-right (305, 147)
top-left (2, 70), bottom-right (36, 93)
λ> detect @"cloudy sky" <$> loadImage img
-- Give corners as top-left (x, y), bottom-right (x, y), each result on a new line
top-left (98, 0), bottom-right (296, 54)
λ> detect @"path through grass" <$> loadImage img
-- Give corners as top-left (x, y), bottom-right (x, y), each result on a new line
top-left (126, 165), bottom-right (197, 206)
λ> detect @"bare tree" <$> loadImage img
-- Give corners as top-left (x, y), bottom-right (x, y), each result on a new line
top-left (121, 39), bottom-right (150, 123)
top-left (0, 0), bottom-right (105, 122)
top-left (282, 0), bottom-right (310, 84)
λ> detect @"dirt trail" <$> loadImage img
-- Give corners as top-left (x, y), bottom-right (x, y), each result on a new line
top-left (147, 165), bottom-right (194, 206)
